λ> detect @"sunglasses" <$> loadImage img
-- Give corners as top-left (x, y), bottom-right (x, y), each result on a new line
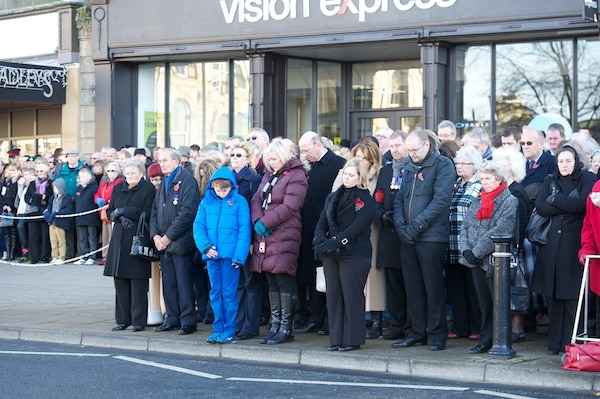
top-left (231, 153), bottom-right (246, 158)
top-left (519, 141), bottom-right (536, 146)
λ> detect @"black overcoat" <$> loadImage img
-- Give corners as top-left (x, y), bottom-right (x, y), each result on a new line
top-left (103, 179), bottom-right (156, 280)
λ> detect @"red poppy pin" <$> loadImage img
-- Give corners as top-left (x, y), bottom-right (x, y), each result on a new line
top-left (283, 171), bottom-right (289, 176)
top-left (355, 197), bottom-right (365, 212)
top-left (417, 172), bottom-right (424, 181)
top-left (532, 163), bottom-right (539, 169)
top-left (174, 182), bottom-right (180, 191)
top-left (374, 189), bottom-right (384, 203)
top-left (228, 200), bottom-right (233, 206)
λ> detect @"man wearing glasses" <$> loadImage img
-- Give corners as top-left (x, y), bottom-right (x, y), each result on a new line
top-left (521, 126), bottom-right (557, 191)
top-left (392, 129), bottom-right (454, 352)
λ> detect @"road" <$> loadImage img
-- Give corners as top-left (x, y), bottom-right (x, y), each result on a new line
top-left (0, 340), bottom-right (591, 399)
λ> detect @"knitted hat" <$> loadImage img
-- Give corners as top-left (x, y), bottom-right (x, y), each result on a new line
top-left (52, 178), bottom-right (67, 194)
top-left (134, 148), bottom-right (147, 157)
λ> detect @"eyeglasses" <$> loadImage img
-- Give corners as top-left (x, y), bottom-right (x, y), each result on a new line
top-left (231, 153), bottom-right (247, 158)
top-left (300, 145), bottom-right (315, 154)
top-left (455, 162), bottom-right (474, 167)
top-left (35, 170), bottom-right (46, 173)
top-left (106, 169), bottom-right (117, 173)
top-left (519, 141), bottom-right (537, 146)
top-left (406, 143), bottom-right (426, 154)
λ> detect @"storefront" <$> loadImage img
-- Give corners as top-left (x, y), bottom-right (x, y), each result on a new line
top-left (90, 0), bottom-right (600, 148)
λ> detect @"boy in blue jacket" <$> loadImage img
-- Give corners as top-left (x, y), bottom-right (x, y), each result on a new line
top-left (194, 167), bottom-right (251, 344)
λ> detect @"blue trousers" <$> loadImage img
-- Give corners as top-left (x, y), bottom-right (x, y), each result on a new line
top-left (207, 258), bottom-right (240, 335)
top-left (160, 252), bottom-right (197, 326)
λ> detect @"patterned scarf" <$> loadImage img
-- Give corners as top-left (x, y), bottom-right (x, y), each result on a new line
top-left (477, 183), bottom-right (506, 220)
top-left (35, 177), bottom-right (49, 195)
top-left (261, 172), bottom-right (280, 210)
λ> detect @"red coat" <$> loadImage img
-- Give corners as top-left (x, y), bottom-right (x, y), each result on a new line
top-left (95, 177), bottom-right (123, 203)
top-left (579, 180), bottom-right (600, 296)
top-left (250, 158), bottom-right (308, 276)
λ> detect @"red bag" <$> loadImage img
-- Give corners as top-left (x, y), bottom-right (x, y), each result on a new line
top-left (563, 342), bottom-right (600, 372)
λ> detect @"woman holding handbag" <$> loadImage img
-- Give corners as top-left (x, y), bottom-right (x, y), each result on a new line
top-left (103, 158), bottom-right (156, 332)
top-left (531, 144), bottom-right (596, 355)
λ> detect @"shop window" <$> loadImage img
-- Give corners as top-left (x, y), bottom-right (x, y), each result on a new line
top-left (577, 37), bottom-right (600, 139)
top-left (317, 61), bottom-right (341, 143)
top-left (352, 61), bottom-right (422, 110)
top-left (287, 58), bottom-right (313, 139)
top-left (137, 64), bottom-right (166, 150)
top-left (233, 60), bottom-right (251, 137)
top-left (496, 40), bottom-right (573, 133)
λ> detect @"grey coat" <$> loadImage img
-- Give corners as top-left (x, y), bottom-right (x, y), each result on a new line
top-left (459, 188), bottom-right (518, 270)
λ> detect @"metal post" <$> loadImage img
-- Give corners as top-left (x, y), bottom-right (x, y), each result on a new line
top-left (489, 234), bottom-right (516, 359)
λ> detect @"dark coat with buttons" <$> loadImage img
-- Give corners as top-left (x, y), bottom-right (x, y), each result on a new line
top-left (531, 170), bottom-right (596, 299)
top-left (75, 182), bottom-right (101, 227)
top-left (314, 185), bottom-right (376, 260)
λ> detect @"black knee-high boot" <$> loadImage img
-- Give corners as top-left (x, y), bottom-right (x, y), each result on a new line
top-left (267, 292), bottom-right (295, 344)
top-left (259, 291), bottom-right (281, 344)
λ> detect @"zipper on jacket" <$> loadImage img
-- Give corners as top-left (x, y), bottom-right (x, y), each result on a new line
top-left (407, 168), bottom-right (418, 223)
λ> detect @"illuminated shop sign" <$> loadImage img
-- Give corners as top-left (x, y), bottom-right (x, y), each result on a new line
top-left (0, 61), bottom-right (67, 104)
top-left (220, 0), bottom-right (457, 23)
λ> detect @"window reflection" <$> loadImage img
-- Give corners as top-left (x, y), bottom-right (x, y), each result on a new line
top-left (455, 45), bottom-right (491, 137)
top-left (138, 64), bottom-right (166, 149)
top-left (496, 41), bottom-right (573, 132)
top-left (287, 59), bottom-right (312, 139)
top-left (352, 61), bottom-right (422, 110)
top-left (317, 61), bottom-right (341, 142)
top-left (577, 38), bottom-right (600, 137)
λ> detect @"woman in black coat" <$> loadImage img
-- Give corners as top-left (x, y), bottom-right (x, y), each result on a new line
top-left (531, 144), bottom-right (597, 355)
top-left (314, 157), bottom-right (376, 352)
top-left (1, 164), bottom-right (21, 260)
top-left (103, 158), bottom-right (156, 332)
top-left (24, 164), bottom-right (53, 263)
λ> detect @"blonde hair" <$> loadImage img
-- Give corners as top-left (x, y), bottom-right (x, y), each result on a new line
top-left (195, 159), bottom-right (219, 196)
top-left (230, 142), bottom-right (256, 169)
top-left (263, 140), bottom-right (293, 173)
top-left (343, 157), bottom-right (369, 190)
top-left (351, 139), bottom-right (382, 174)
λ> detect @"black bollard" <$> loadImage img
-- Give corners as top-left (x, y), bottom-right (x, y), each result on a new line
top-left (489, 234), bottom-right (516, 359)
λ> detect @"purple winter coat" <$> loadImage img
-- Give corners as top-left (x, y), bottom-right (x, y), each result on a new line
top-left (250, 157), bottom-right (308, 276)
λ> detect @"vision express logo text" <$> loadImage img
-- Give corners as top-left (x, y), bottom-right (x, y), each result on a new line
top-left (220, 0), bottom-right (457, 23)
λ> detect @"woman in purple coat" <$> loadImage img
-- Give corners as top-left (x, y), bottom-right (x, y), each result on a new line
top-left (251, 140), bottom-right (308, 345)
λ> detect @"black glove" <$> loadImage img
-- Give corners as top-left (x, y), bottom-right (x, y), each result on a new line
top-left (312, 238), bottom-right (326, 262)
top-left (546, 194), bottom-right (556, 204)
top-left (463, 250), bottom-right (482, 265)
top-left (381, 211), bottom-right (394, 228)
top-left (232, 262), bottom-right (243, 269)
top-left (318, 237), bottom-right (342, 254)
top-left (109, 208), bottom-right (124, 221)
top-left (120, 216), bottom-right (134, 230)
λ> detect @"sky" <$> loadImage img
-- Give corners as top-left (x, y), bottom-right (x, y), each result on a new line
top-left (0, 12), bottom-right (58, 60)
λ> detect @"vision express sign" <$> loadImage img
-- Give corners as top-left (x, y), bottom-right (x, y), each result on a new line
top-left (220, 0), bottom-right (456, 23)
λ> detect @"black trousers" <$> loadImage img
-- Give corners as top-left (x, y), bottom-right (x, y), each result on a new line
top-left (385, 267), bottom-right (408, 334)
top-left (27, 220), bottom-right (50, 262)
top-left (160, 252), bottom-right (197, 326)
top-left (324, 255), bottom-right (371, 347)
top-left (191, 256), bottom-right (211, 322)
top-left (236, 259), bottom-right (265, 335)
top-left (471, 267), bottom-right (494, 347)
top-left (401, 241), bottom-right (448, 343)
top-left (114, 277), bottom-right (149, 326)
top-left (547, 297), bottom-right (579, 354)
top-left (445, 262), bottom-right (481, 336)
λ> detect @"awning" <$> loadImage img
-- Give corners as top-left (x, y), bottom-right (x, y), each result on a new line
top-left (0, 61), bottom-right (67, 104)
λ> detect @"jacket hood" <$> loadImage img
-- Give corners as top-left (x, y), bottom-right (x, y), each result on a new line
top-left (206, 167), bottom-right (238, 200)
top-left (53, 178), bottom-right (67, 194)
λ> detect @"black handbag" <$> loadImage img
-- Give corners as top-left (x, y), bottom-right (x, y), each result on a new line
top-left (526, 208), bottom-right (551, 246)
top-left (130, 211), bottom-right (159, 262)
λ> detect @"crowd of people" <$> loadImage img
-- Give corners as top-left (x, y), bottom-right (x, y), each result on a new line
top-left (2, 121), bottom-right (600, 356)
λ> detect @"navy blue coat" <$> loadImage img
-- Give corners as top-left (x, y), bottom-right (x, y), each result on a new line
top-left (46, 194), bottom-right (75, 231)
top-left (75, 182), bottom-right (101, 227)
top-left (522, 150), bottom-right (557, 193)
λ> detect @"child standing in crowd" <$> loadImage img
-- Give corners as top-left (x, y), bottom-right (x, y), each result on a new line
top-left (16, 168), bottom-right (35, 262)
top-left (193, 167), bottom-right (251, 344)
top-left (45, 178), bottom-right (74, 264)
top-left (74, 168), bottom-right (101, 265)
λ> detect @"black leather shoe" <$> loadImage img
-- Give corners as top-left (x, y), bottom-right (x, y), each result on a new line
top-left (235, 331), bottom-right (255, 340)
top-left (178, 324), bottom-right (197, 335)
top-left (429, 339), bottom-right (446, 351)
top-left (327, 345), bottom-right (341, 351)
top-left (132, 326), bottom-right (145, 332)
top-left (153, 322), bottom-right (180, 332)
top-left (317, 328), bottom-right (329, 336)
top-left (469, 344), bottom-right (491, 354)
top-left (383, 330), bottom-right (405, 340)
top-left (338, 345), bottom-right (360, 352)
top-left (295, 322), bottom-right (320, 333)
top-left (111, 324), bottom-right (130, 331)
top-left (391, 337), bottom-right (426, 348)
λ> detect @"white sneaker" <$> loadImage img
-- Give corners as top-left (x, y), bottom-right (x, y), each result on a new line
top-left (50, 259), bottom-right (58, 264)
top-left (74, 259), bottom-right (86, 265)
top-left (54, 259), bottom-right (64, 265)
top-left (84, 259), bottom-right (96, 265)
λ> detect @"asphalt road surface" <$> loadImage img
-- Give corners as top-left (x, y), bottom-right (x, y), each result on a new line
top-left (0, 340), bottom-right (592, 399)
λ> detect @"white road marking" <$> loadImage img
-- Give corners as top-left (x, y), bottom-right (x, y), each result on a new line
top-left (474, 389), bottom-right (537, 399)
top-left (0, 351), bottom-right (110, 357)
top-left (226, 377), bottom-right (469, 391)
top-left (113, 355), bottom-right (222, 379)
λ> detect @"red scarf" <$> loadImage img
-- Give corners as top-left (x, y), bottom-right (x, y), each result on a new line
top-left (477, 183), bottom-right (507, 220)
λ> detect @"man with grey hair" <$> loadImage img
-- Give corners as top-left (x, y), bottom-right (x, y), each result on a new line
top-left (248, 128), bottom-right (270, 175)
top-left (437, 120), bottom-right (457, 142)
top-left (295, 131), bottom-right (346, 334)
top-left (546, 123), bottom-right (565, 155)
top-left (151, 148), bottom-right (201, 335)
top-left (521, 126), bottom-right (557, 190)
top-left (392, 129), bottom-right (454, 351)
top-left (374, 127), bottom-right (394, 163)
top-left (464, 127), bottom-right (492, 160)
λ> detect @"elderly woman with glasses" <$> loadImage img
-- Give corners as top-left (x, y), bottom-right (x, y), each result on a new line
top-left (24, 164), bottom-right (53, 263)
top-left (446, 145), bottom-right (483, 341)
top-left (94, 162), bottom-right (123, 265)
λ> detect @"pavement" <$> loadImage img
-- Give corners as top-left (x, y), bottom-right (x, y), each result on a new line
top-left (1, 262), bottom-right (599, 393)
